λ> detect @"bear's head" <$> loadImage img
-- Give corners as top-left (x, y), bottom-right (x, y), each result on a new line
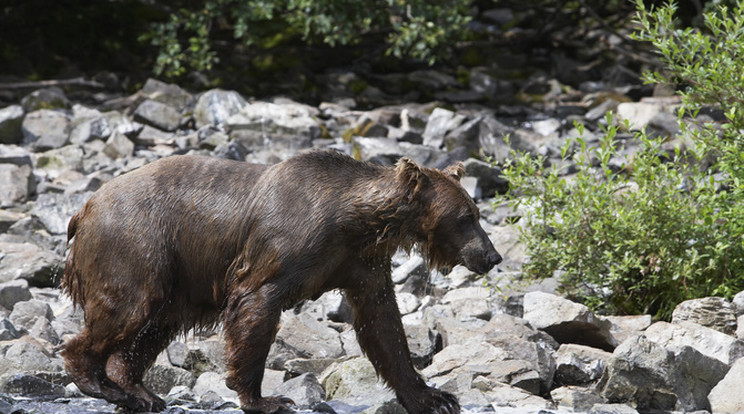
top-left (395, 158), bottom-right (502, 275)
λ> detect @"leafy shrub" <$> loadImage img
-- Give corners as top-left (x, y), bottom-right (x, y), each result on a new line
top-left (500, 0), bottom-right (744, 320)
top-left (142, 0), bottom-right (472, 77)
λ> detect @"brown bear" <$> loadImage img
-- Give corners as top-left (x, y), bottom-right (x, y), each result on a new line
top-left (61, 150), bottom-right (502, 414)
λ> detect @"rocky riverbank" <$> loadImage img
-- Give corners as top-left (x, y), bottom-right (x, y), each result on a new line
top-left (1, 73), bottom-right (744, 414)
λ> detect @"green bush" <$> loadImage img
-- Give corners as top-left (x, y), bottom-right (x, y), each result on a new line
top-left (500, 0), bottom-right (744, 320)
top-left (142, 0), bottom-right (472, 78)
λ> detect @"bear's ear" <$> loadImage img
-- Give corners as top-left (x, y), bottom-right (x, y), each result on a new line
top-left (395, 157), bottom-right (425, 192)
top-left (443, 162), bottom-right (465, 181)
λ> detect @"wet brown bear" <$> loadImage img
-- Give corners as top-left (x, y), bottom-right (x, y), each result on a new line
top-left (62, 150), bottom-right (502, 414)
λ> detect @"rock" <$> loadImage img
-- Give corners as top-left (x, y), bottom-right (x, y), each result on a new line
top-left (644, 320), bottom-right (744, 365)
top-left (708, 357), bottom-right (744, 413)
top-left (391, 255), bottom-right (426, 284)
top-left (0, 242), bottom-right (63, 286)
top-left (0, 318), bottom-right (20, 340)
top-left (69, 116), bottom-right (112, 144)
top-left (443, 116), bottom-right (483, 153)
top-left (441, 287), bottom-right (491, 320)
top-left (481, 381), bottom-right (553, 409)
top-left (284, 358), bottom-right (340, 377)
top-left (0, 144), bottom-right (32, 166)
top-left (8, 299), bottom-right (54, 330)
top-left (0, 340), bottom-right (62, 374)
top-left (352, 137), bottom-right (441, 166)
top-left (20, 87), bottom-right (70, 112)
top-left (523, 291), bottom-right (616, 351)
top-left (194, 89), bottom-right (248, 128)
top-left (396, 292), bottom-right (421, 315)
top-left (589, 403), bottom-right (640, 414)
top-left (192, 371), bottom-right (238, 404)
top-left (554, 344), bottom-right (612, 386)
top-left (28, 316), bottom-right (59, 345)
top-left (478, 115), bottom-right (517, 163)
top-left (227, 100), bottom-right (321, 140)
top-left (551, 385), bottom-right (605, 412)
top-left (0, 164), bottom-right (35, 207)
top-left (133, 99), bottom-right (182, 132)
top-left (31, 191), bottom-right (93, 236)
top-left (166, 341), bottom-right (190, 368)
top-left (599, 335), bottom-right (677, 411)
top-left (21, 109), bottom-right (70, 151)
top-left (144, 364), bottom-right (196, 395)
top-left (0, 373), bottom-right (65, 398)
top-left (0, 105), bottom-right (24, 144)
top-left (602, 314), bottom-right (652, 346)
top-left (671, 296), bottom-right (737, 336)
top-left (615, 102), bottom-right (664, 131)
top-left (733, 290), bottom-right (744, 315)
top-left (463, 158), bottom-right (508, 197)
top-left (600, 334), bottom-right (728, 412)
top-left (322, 357), bottom-right (396, 407)
top-left (268, 312), bottom-right (344, 369)
top-left (272, 373), bottom-right (325, 409)
top-left (422, 108), bottom-right (466, 148)
top-left (33, 145), bottom-right (85, 179)
top-left (141, 78), bottom-right (193, 111)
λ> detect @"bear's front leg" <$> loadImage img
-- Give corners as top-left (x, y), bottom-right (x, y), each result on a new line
top-left (224, 286), bottom-right (295, 414)
top-left (345, 261), bottom-right (460, 414)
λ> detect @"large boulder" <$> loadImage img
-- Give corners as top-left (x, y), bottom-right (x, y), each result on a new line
top-left (523, 291), bottom-right (616, 351)
top-left (644, 320), bottom-right (744, 365)
top-left (600, 335), bottom-right (729, 412)
top-left (671, 296), bottom-right (737, 336)
top-left (0, 164), bottom-right (35, 207)
top-left (708, 357), bottom-right (744, 413)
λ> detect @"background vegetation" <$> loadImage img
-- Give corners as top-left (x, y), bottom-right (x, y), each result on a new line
top-left (502, 0), bottom-right (744, 320)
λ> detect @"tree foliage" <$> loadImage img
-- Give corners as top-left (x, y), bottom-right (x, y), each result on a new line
top-left (141, 0), bottom-right (472, 78)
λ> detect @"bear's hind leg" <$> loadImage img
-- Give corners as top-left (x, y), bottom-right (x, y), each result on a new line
top-left (62, 327), bottom-right (137, 407)
top-left (224, 286), bottom-right (295, 414)
top-left (105, 319), bottom-right (177, 412)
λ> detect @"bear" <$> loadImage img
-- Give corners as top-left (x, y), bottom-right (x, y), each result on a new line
top-left (61, 150), bottom-right (502, 414)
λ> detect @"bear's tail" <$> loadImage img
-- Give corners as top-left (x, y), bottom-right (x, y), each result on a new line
top-left (62, 211), bottom-right (85, 307)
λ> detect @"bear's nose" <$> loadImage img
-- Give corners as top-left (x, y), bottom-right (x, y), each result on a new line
top-left (488, 251), bottom-right (503, 267)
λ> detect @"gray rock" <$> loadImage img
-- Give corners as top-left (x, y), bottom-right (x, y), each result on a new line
top-left (600, 334), bottom-right (728, 412)
top-left (284, 358), bottom-right (340, 377)
top-left (227, 100), bottom-right (321, 140)
top-left (0, 164), bottom-right (35, 207)
top-left (0, 340), bottom-right (63, 375)
top-left (478, 115), bottom-right (516, 163)
top-left (602, 314), bottom-right (652, 346)
top-left (463, 158), bottom-right (508, 197)
top-left (322, 357), bottom-right (396, 407)
top-left (69, 116), bottom-right (112, 144)
top-left (268, 312), bottom-right (344, 370)
top-left (8, 299), bottom-right (54, 330)
top-left (103, 132), bottom-right (134, 159)
top-left (31, 191), bottom-right (93, 236)
top-left (272, 373), bottom-right (325, 409)
top-left (133, 99), bottom-right (182, 132)
top-left (0, 210), bottom-right (23, 235)
top-left (194, 89), bottom-right (248, 128)
top-left (0, 373), bottom-right (65, 398)
top-left (141, 78), bottom-right (193, 111)
top-left (0, 144), bottom-right (32, 166)
top-left (469, 69), bottom-right (515, 102)
top-left (523, 291), bottom-right (616, 351)
top-left (0, 318), bottom-right (19, 341)
top-left (33, 145), bottom-right (85, 179)
top-left (443, 116), bottom-right (482, 152)
top-left (615, 102), bottom-right (665, 131)
top-left (396, 292), bottom-right (421, 315)
top-left (0, 105), bottom-right (24, 144)
top-left (192, 371), bottom-right (239, 405)
top-left (551, 385), bottom-right (605, 412)
top-left (0, 242), bottom-right (62, 286)
top-left (144, 363), bottom-right (196, 395)
top-left (441, 287), bottom-right (491, 321)
top-left (644, 320), bottom-right (744, 365)
top-left (28, 316), bottom-right (59, 345)
top-left (589, 403), bottom-right (640, 414)
top-left (708, 357), bottom-right (744, 413)
top-left (422, 108), bottom-right (466, 148)
top-left (733, 290), bottom-right (744, 316)
top-left (599, 335), bottom-right (677, 411)
top-left (671, 296), bottom-right (738, 336)
top-left (20, 87), bottom-right (70, 112)
top-left (166, 341), bottom-right (190, 368)
top-left (554, 344), bottom-right (612, 386)
top-left (21, 109), bottom-right (70, 151)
